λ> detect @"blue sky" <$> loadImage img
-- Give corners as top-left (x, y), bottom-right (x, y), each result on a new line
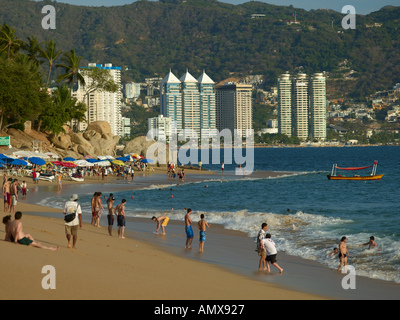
top-left (45, 0), bottom-right (400, 15)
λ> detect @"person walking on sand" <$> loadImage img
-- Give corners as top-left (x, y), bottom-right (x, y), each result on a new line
top-left (115, 199), bottom-right (126, 239)
top-left (151, 215), bottom-right (169, 235)
top-left (106, 195), bottom-right (117, 236)
top-left (7, 211), bottom-right (59, 250)
top-left (63, 194), bottom-right (82, 249)
top-left (261, 233), bottom-right (283, 273)
top-left (198, 214), bottom-right (210, 252)
top-left (338, 236), bottom-right (349, 272)
top-left (359, 236), bottom-right (381, 251)
top-left (184, 208), bottom-right (194, 249)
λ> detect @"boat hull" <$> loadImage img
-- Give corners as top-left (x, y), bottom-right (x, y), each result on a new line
top-left (327, 174), bottom-right (384, 180)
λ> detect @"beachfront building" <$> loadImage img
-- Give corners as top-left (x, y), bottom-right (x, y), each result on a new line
top-left (310, 73), bottom-right (327, 140)
top-left (277, 73), bottom-right (292, 136)
top-left (159, 69), bottom-right (216, 139)
top-left (277, 72), bottom-right (327, 140)
top-left (180, 70), bottom-right (201, 139)
top-left (292, 73), bottom-right (309, 140)
top-left (148, 114), bottom-right (175, 142)
top-left (215, 82), bottom-right (253, 136)
top-left (125, 82), bottom-right (140, 99)
top-left (73, 63), bottom-right (123, 136)
top-left (198, 70), bottom-right (216, 139)
top-left (160, 70), bottom-right (183, 132)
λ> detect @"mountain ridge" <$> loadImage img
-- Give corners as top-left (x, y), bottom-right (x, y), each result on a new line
top-left (1, 0), bottom-right (400, 98)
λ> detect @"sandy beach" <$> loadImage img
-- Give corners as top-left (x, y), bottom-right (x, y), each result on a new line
top-left (1, 168), bottom-right (400, 301)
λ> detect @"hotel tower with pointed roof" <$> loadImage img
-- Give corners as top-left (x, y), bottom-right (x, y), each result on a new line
top-left (158, 69), bottom-right (216, 140)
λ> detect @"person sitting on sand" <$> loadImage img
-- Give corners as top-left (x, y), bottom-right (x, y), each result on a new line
top-left (151, 215), bottom-right (169, 235)
top-left (359, 236), bottom-right (381, 251)
top-left (5, 211), bottom-right (58, 251)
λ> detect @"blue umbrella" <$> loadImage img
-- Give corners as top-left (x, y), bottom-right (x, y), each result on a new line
top-left (10, 159), bottom-right (28, 166)
top-left (63, 157), bottom-right (76, 161)
top-left (86, 158), bottom-right (99, 163)
top-left (0, 154), bottom-right (11, 160)
top-left (29, 157), bottom-right (46, 166)
top-left (141, 159), bottom-right (153, 163)
top-left (116, 157), bottom-right (129, 162)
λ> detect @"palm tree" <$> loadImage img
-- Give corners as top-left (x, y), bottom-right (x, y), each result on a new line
top-left (0, 24), bottom-right (23, 59)
top-left (56, 49), bottom-right (85, 88)
top-left (23, 36), bottom-right (43, 65)
top-left (39, 39), bottom-right (61, 86)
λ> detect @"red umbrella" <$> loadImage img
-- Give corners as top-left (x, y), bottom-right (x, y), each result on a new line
top-left (51, 161), bottom-right (63, 166)
top-left (62, 162), bottom-right (77, 167)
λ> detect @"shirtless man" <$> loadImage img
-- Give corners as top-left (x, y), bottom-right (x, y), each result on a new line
top-left (184, 208), bottom-right (194, 249)
top-left (7, 211), bottom-right (58, 251)
top-left (115, 199), bottom-right (126, 238)
top-left (151, 215), bottom-right (169, 235)
top-left (2, 178), bottom-right (12, 212)
top-left (359, 236), bottom-right (381, 251)
top-left (94, 192), bottom-right (105, 228)
top-left (90, 192), bottom-right (97, 225)
top-left (106, 195), bottom-right (117, 236)
top-left (198, 214), bottom-right (210, 252)
top-left (338, 236), bottom-right (349, 272)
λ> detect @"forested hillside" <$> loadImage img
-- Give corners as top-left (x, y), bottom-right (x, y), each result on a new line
top-left (1, 0), bottom-right (400, 98)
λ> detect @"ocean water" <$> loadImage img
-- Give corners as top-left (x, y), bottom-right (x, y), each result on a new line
top-left (38, 146), bottom-right (400, 284)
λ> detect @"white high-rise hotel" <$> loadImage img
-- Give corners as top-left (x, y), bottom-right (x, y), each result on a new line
top-left (277, 72), bottom-right (326, 140)
top-left (73, 63), bottom-right (123, 136)
top-left (158, 69), bottom-right (216, 139)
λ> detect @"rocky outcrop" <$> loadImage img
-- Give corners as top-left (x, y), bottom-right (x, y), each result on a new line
top-left (5, 121), bottom-right (120, 159)
top-left (48, 121), bottom-right (120, 158)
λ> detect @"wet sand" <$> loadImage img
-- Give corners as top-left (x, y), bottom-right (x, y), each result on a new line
top-left (1, 170), bottom-right (400, 300)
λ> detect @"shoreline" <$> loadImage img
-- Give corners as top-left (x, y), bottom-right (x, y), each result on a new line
top-left (2, 170), bottom-right (400, 300)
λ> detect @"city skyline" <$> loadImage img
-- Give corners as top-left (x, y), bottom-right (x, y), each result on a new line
top-left (37, 0), bottom-right (399, 15)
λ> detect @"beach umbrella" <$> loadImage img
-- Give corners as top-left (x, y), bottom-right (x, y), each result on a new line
top-left (75, 159), bottom-right (93, 167)
top-left (10, 159), bottom-right (28, 166)
top-left (29, 157), bottom-right (46, 166)
top-left (96, 160), bottom-right (110, 167)
top-left (111, 160), bottom-right (124, 166)
top-left (86, 158), bottom-right (99, 163)
top-left (141, 159), bottom-right (154, 163)
top-left (63, 157), bottom-right (76, 161)
top-left (51, 161), bottom-right (63, 166)
top-left (62, 162), bottom-right (77, 168)
top-left (116, 156), bottom-right (129, 162)
top-left (132, 153), bottom-right (141, 159)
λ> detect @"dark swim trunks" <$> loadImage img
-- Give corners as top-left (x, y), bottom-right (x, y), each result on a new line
top-left (17, 237), bottom-right (33, 246)
top-left (117, 215), bottom-right (125, 227)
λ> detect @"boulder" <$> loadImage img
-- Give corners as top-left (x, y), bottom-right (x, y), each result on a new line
top-left (49, 132), bottom-right (72, 150)
top-left (86, 121), bottom-right (112, 136)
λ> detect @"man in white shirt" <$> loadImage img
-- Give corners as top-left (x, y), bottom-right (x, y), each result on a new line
top-left (261, 233), bottom-right (283, 273)
top-left (63, 194), bottom-right (82, 249)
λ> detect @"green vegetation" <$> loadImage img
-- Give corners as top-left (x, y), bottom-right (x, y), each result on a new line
top-left (0, 0), bottom-right (399, 99)
top-left (0, 23), bottom-right (88, 134)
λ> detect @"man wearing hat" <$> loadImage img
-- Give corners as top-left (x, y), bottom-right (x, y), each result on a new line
top-left (63, 194), bottom-right (82, 249)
